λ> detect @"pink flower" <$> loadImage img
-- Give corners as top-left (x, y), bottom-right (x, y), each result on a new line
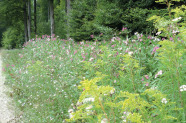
top-left (151, 46), bottom-right (159, 54)
top-left (155, 70), bottom-right (163, 78)
top-left (74, 50), bottom-right (77, 55)
top-left (141, 77), bottom-right (144, 81)
top-left (52, 34), bottom-right (55, 37)
top-left (145, 83), bottom-right (149, 86)
top-left (99, 33), bottom-right (103, 36)
top-left (42, 35), bottom-right (45, 39)
top-left (90, 35), bottom-right (94, 38)
top-left (2, 68), bottom-right (5, 72)
top-left (111, 45), bottom-right (115, 47)
top-left (122, 27), bottom-right (125, 31)
top-left (144, 75), bottom-right (149, 79)
top-left (162, 38), bottom-right (165, 40)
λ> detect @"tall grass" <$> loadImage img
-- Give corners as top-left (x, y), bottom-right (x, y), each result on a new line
top-left (2, 31), bottom-right (185, 122)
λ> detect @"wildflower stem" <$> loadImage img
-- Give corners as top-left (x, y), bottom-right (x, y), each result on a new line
top-left (130, 67), bottom-right (136, 92)
top-left (175, 63), bottom-right (184, 108)
top-left (168, 56), bottom-right (176, 100)
top-left (111, 107), bottom-right (116, 123)
top-left (98, 97), bottom-right (110, 123)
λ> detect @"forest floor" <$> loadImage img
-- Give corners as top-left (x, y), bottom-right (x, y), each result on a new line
top-left (0, 50), bottom-right (17, 123)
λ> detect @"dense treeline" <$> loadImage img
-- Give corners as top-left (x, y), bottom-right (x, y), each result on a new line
top-left (0, 0), bottom-right (185, 48)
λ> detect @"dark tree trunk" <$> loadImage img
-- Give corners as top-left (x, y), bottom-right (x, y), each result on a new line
top-left (48, 0), bottom-right (50, 22)
top-left (27, 0), bottom-right (31, 40)
top-left (66, 0), bottom-right (71, 38)
top-left (34, 0), bottom-right (37, 35)
top-left (24, 0), bottom-right (28, 42)
top-left (49, 0), bottom-right (54, 36)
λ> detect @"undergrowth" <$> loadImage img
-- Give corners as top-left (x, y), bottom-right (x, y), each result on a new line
top-left (2, 0), bottom-right (186, 122)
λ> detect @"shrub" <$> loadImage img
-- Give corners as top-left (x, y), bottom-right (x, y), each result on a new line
top-left (2, 27), bottom-right (24, 49)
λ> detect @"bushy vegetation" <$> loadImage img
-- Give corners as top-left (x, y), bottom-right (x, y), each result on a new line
top-left (1, 0), bottom-right (186, 122)
top-left (0, 0), bottom-right (165, 48)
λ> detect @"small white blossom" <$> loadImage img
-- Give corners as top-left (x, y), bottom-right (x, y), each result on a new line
top-left (86, 105), bottom-right (93, 110)
top-left (172, 17), bottom-right (182, 22)
top-left (68, 109), bottom-right (74, 113)
top-left (161, 98), bottom-right (168, 104)
top-left (83, 97), bottom-right (95, 103)
top-left (180, 85), bottom-right (186, 92)
top-left (111, 37), bottom-right (116, 42)
top-left (89, 57), bottom-right (94, 61)
top-left (156, 31), bottom-right (161, 35)
top-left (155, 70), bottom-right (162, 78)
top-left (76, 101), bottom-right (83, 107)
top-left (68, 109), bottom-right (74, 118)
top-left (134, 32), bottom-right (139, 35)
top-left (80, 41), bottom-right (84, 45)
top-left (128, 51), bottom-right (133, 56)
top-left (150, 86), bottom-right (157, 90)
top-left (110, 88), bottom-right (115, 95)
top-left (118, 47), bottom-right (122, 50)
top-left (172, 30), bottom-right (179, 34)
top-left (101, 118), bottom-right (108, 123)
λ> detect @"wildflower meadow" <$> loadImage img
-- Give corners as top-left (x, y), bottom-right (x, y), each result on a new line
top-left (1, 0), bottom-right (186, 122)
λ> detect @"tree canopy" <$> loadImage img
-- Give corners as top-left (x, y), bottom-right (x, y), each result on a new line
top-left (0, 0), bottom-right (185, 48)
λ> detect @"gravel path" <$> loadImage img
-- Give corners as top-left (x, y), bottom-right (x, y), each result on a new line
top-left (0, 52), bottom-right (16, 123)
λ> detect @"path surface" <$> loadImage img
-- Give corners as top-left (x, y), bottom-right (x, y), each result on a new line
top-left (0, 52), bottom-right (15, 123)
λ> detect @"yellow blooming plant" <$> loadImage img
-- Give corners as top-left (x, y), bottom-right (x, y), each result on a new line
top-left (66, 75), bottom-right (177, 123)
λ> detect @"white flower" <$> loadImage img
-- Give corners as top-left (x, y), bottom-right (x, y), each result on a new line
top-left (150, 86), bottom-right (157, 90)
top-left (172, 17), bottom-right (182, 22)
top-left (111, 37), bottom-right (116, 42)
top-left (123, 119), bottom-right (127, 122)
top-left (83, 97), bottom-right (95, 103)
top-left (108, 54), bottom-right (112, 57)
top-left (180, 85), bottom-right (186, 92)
top-left (134, 32), bottom-right (139, 35)
top-left (123, 111), bottom-right (130, 116)
top-left (68, 109), bottom-right (74, 118)
top-left (172, 30), bottom-right (179, 34)
top-left (80, 41), bottom-right (84, 45)
top-left (154, 37), bottom-right (160, 41)
top-left (155, 70), bottom-right (162, 78)
top-left (101, 118), bottom-right (108, 123)
top-left (118, 47), bottom-right (122, 50)
top-left (128, 51), bottom-right (133, 56)
top-left (110, 88), bottom-right (115, 95)
top-left (89, 57), bottom-right (94, 61)
top-left (68, 109), bottom-right (74, 113)
top-left (76, 101), bottom-right (83, 107)
top-left (156, 31), bottom-right (161, 35)
top-left (161, 98), bottom-right (168, 104)
top-left (86, 105), bottom-right (93, 110)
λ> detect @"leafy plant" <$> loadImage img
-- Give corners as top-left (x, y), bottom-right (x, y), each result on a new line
top-left (66, 76), bottom-right (177, 123)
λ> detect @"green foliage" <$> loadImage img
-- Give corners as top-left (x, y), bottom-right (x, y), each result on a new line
top-left (54, 0), bottom-right (67, 38)
top-left (147, 0), bottom-right (186, 121)
top-left (121, 7), bottom-right (154, 33)
top-left (66, 76), bottom-right (177, 122)
top-left (2, 27), bottom-right (24, 49)
top-left (157, 40), bottom-right (185, 110)
top-left (69, 0), bottom-right (157, 41)
top-left (69, 0), bottom-right (96, 41)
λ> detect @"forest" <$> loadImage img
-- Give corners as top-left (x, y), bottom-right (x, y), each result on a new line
top-left (0, 0), bottom-right (185, 122)
top-left (0, 0), bottom-right (185, 48)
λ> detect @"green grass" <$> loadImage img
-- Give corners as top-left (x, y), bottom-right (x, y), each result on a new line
top-left (2, 33), bottom-right (185, 122)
